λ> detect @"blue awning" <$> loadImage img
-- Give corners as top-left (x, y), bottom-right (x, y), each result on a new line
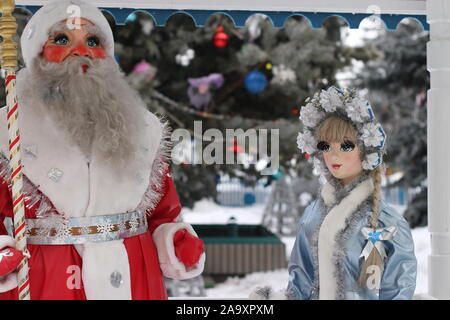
top-left (18, 6), bottom-right (428, 30)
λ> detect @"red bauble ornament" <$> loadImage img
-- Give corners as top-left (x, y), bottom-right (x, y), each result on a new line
top-left (303, 153), bottom-right (310, 159)
top-left (292, 108), bottom-right (300, 115)
top-left (228, 139), bottom-right (244, 153)
top-left (213, 26), bottom-right (229, 48)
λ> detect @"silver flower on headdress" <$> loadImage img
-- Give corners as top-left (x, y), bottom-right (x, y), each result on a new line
top-left (345, 98), bottom-right (374, 123)
top-left (362, 152), bottom-right (382, 170)
top-left (300, 103), bottom-right (324, 128)
top-left (361, 123), bottom-right (386, 148)
top-left (319, 87), bottom-right (344, 112)
top-left (297, 130), bottom-right (317, 155)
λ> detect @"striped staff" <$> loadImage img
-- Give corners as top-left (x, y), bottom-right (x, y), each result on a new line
top-left (0, 0), bottom-right (31, 300)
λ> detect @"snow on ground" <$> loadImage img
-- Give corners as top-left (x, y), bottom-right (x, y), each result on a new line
top-left (181, 199), bottom-right (430, 298)
top-left (181, 199), bottom-right (266, 225)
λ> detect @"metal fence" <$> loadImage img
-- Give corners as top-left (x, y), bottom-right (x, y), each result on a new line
top-left (216, 177), bottom-right (416, 208)
top-left (216, 178), bottom-right (271, 207)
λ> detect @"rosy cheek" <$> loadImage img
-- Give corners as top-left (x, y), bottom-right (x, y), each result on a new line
top-left (91, 47), bottom-right (106, 59)
top-left (346, 153), bottom-right (362, 169)
top-left (42, 45), bottom-right (70, 63)
top-left (323, 153), bottom-right (332, 167)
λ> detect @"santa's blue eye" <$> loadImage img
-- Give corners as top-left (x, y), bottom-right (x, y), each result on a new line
top-left (87, 36), bottom-right (100, 47)
top-left (317, 141), bottom-right (330, 152)
top-left (341, 140), bottom-right (355, 152)
top-left (54, 34), bottom-right (69, 45)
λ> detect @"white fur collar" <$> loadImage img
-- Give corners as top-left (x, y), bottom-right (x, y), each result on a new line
top-left (318, 178), bottom-right (374, 300)
top-left (321, 182), bottom-right (337, 207)
top-left (0, 102), bottom-right (163, 218)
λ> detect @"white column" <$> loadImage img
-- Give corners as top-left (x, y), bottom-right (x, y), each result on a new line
top-left (427, 0), bottom-right (450, 300)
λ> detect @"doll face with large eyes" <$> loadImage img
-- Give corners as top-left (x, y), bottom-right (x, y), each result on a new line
top-left (41, 18), bottom-right (106, 65)
top-left (318, 138), bottom-right (363, 186)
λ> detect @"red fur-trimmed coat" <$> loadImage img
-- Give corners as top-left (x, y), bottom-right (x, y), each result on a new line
top-left (0, 104), bottom-right (205, 300)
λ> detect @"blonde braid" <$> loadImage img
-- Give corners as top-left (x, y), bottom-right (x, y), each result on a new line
top-left (369, 165), bottom-right (383, 228)
top-left (358, 165), bottom-right (384, 287)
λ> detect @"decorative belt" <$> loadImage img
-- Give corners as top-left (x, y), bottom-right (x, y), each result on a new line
top-left (7, 211), bottom-right (148, 245)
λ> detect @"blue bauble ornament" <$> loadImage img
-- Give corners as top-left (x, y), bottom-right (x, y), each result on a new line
top-left (244, 70), bottom-right (267, 94)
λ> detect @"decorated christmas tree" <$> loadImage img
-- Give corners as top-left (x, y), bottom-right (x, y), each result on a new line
top-left (110, 13), bottom-right (374, 207)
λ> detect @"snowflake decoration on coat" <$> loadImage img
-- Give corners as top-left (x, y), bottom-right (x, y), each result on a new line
top-left (97, 219), bottom-right (115, 234)
top-left (79, 226), bottom-right (91, 236)
top-left (118, 221), bottom-right (127, 234)
top-left (55, 224), bottom-right (72, 238)
top-left (129, 216), bottom-right (140, 232)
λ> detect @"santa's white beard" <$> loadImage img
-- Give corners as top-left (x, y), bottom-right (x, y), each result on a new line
top-left (16, 56), bottom-right (147, 166)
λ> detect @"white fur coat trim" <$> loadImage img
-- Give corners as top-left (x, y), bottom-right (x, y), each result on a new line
top-left (0, 235), bottom-right (16, 250)
top-left (0, 272), bottom-right (18, 293)
top-left (318, 178), bottom-right (374, 300)
top-left (152, 222), bottom-right (206, 280)
top-left (75, 240), bottom-right (132, 300)
top-left (321, 182), bottom-right (337, 207)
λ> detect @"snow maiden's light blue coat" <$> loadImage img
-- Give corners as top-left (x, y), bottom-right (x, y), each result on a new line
top-left (287, 176), bottom-right (417, 300)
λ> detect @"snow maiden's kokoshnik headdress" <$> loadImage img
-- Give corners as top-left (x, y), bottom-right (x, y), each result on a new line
top-left (297, 87), bottom-right (396, 289)
top-left (297, 86), bottom-right (386, 173)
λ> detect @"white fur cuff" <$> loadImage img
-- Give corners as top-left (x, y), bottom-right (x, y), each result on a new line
top-left (152, 222), bottom-right (205, 280)
top-left (0, 272), bottom-right (18, 293)
top-left (0, 235), bottom-right (16, 250)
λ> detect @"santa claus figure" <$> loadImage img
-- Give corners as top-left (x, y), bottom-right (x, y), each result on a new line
top-left (0, 0), bottom-right (205, 300)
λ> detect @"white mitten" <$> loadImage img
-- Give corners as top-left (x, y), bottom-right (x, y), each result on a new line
top-left (0, 235), bottom-right (16, 250)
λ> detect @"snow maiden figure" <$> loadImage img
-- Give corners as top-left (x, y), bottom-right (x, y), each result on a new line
top-left (290, 87), bottom-right (417, 300)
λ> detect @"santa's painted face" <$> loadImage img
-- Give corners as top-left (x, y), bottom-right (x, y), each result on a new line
top-left (319, 138), bottom-right (363, 186)
top-left (42, 17), bottom-right (106, 66)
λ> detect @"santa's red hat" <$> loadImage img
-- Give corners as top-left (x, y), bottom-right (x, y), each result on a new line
top-left (21, 0), bottom-right (115, 67)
